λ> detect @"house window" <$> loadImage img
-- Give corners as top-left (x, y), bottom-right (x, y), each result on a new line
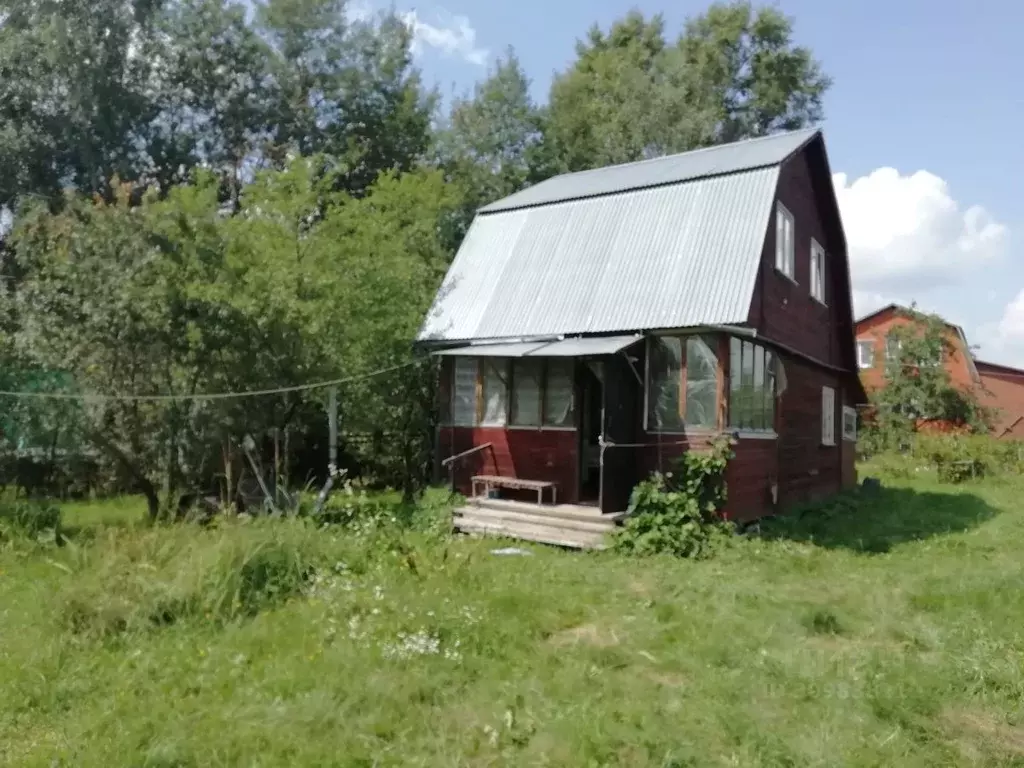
top-left (810, 239), bottom-right (826, 303)
top-left (510, 359), bottom-right (542, 426)
top-left (821, 386), bottom-right (836, 446)
top-left (842, 405), bottom-right (857, 442)
top-left (885, 336), bottom-right (902, 363)
top-left (728, 338), bottom-right (776, 432)
top-left (453, 358), bottom-right (477, 426)
top-left (543, 360), bottom-right (575, 427)
top-left (646, 335), bottom-right (719, 431)
top-left (480, 360), bottom-right (508, 426)
top-left (856, 340), bottom-right (874, 369)
top-left (775, 202), bottom-right (795, 279)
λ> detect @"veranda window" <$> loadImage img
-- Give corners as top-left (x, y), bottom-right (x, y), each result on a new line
top-left (543, 360), bottom-right (575, 427)
top-left (510, 359), bottom-right (542, 426)
top-left (728, 338), bottom-right (776, 432)
top-left (450, 357), bottom-right (576, 428)
top-left (646, 335), bottom-right (719, 431)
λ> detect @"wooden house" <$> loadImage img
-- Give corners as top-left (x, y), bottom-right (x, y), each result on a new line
top-left (417, 129), bottom-right (865, 544)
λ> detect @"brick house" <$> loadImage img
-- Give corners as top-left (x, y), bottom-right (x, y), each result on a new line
top-left (854, 304), bottom-right (1024, 437)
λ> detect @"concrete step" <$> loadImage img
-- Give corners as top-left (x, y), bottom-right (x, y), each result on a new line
top-left (457, 504), bottom-right (618, 534)
top-left (454, 514), bottom-right (609, 550)
top-left (468, 497), bottom-right (629, 524)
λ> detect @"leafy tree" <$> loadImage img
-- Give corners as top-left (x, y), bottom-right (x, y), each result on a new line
top-left (675, 1), bottom-right (830, 143)
top-left (437, 49), bottom-right (551, 238)
top-left (256, 0), bottom-right (436, 195)
top-left (545, 2), bottom-right (830, 172)
top-left (867, 308), bottom-right (989, 448)
top-left (0, 0), bottom-right (162, 207)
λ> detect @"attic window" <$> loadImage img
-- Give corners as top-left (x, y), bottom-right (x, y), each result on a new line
top-left (810, 239), bottom-right (826, 303)
top-left (775, 202), bottom-right (795, 279)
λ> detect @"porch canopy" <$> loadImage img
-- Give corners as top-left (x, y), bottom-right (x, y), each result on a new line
top-left (433, 334), bottom-right (642, 358)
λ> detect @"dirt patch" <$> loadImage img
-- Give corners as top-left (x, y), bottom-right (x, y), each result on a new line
top-left (645, 670), bottom-right (687, 689)
top-left (943, 708), bottom-right (1024, 757)
top-left (547, 623), bottom-right (622, 648)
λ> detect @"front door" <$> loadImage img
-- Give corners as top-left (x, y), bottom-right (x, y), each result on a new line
top-left (578, 363), bottom-right (604, 503)
top-left (599, 352), bottom-right (641, 514)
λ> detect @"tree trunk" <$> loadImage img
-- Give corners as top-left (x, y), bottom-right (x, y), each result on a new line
top-left (141, 478), bottom-right (160, 521)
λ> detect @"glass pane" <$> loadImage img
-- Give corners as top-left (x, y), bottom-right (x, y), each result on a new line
top-left (544, 360), bottom-right (575, 427)
top-left (764, 350), bottom-right (776, 431)
top-left (740, 341), bottom-right (755, 429)
top-left (685, 335), bottom-right (718, 428)
top-left (453, 357), bottom-right (477, 426)
top-left (752, 345), bottom-right (765, 429)
top-left (776, 209), bottom-right (784, 269)
top-left (510, 359), bottom-right (542, 426)
top-left (481, 360), bottom-right (508, 426)
top-left (728, 337), bottom-right (741, 428)
top-left (647, 337), bottom-right (683, 431)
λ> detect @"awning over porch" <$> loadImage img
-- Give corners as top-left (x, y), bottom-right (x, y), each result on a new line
top-left (433, 334), bottom-right (642, 358)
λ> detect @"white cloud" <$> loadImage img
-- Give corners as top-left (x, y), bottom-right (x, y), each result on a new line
top-left (399, 9), bottom-right (488, 66)
top-left (834, 168), bottom-right (1008, 290)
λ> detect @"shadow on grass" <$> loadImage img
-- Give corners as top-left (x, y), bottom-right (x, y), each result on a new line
top-left (756, 486), bottom-right (1000, 554)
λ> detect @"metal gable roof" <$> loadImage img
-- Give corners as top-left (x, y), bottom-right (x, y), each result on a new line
top-left (418, 128), bottom-right (825, 344)
top-left (480, 128), bottom-right (818, 213)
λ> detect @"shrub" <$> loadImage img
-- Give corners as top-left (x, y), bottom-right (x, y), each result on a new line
top-left (0, 498), bottom-right (62, 543)
top-left (613, 437), bottom-right (734, 558)
top-left (59, 520), bottom-right (331, 637)
top-left (914, 434), bottom-right (1024, 483)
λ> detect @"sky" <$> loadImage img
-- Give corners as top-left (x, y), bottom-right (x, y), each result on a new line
top-left (370, 0), bottom-right (1024, 366)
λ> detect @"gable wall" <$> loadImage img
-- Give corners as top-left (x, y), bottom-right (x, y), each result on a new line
top-left (855, 309), bottom-right (976, 394)
top-left (749, 148), bottom-right (847, 368)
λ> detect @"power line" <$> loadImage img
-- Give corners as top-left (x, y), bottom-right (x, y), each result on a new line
top-left (0, 360), bottom-right (420, 402)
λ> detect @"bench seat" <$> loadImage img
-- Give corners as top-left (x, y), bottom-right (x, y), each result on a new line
top-left (471, 475), bottom-right (557, 505)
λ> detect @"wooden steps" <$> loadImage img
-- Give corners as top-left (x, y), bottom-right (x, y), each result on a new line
top-left (453, 498), bottom-right (625, 550)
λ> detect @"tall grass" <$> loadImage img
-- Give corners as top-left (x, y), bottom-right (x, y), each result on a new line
top-left (1, 479), bottom-right (1023, 765)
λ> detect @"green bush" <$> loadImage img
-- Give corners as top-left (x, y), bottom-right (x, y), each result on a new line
top-left (913, 434), bottom-right (1024, 483)
top-left (0, 498), bottom-right (61, 543)
top-left (613, 437), bottom-right (734, 558)
top-left (59, 520), bottom-right (331, 637)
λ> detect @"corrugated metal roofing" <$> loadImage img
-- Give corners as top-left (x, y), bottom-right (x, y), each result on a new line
top-left (433, 341), bottom-right (549, 357)
top-left (419, 165), bottom-right (781, 342)
top-left (434, 335), bottom-right (642, 358)
top-left (480, 128), bottom-right (818, 213)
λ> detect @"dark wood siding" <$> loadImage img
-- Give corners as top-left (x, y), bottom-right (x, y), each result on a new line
top-left (751, 149), bottom-right (846, 368)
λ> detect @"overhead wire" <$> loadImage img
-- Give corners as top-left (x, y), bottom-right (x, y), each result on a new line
top-left (0, 360), bottom-right (422, 402)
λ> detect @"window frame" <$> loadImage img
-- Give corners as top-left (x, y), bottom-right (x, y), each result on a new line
top-left (809, 238), bottom-right (826, 304)
top-left (821, 386), bottom-right (836, 447)
top-left (446, 357), bottom-right (577, 430)
top-left (727, 337), bottom-right (777, 437)
top-left (643, 334), bottom-right (721, 434)
top-left (842, 405), bottom-right (857, 442)
top-left (856, 340), bottom-right (874, 369)
top-left (775, 202), bottom-right (796, 280)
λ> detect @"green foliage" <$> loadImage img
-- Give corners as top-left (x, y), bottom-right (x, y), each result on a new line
top-left (0, 497), bottom-right (61, 543)
top-left (862, 307), bottom-right (990, 454)
top-left (614, 437), bottom-right (734, 558)
top-left (545, 3), bottom-right (830, 172)
top-left (914, 434), bottom-right (1024, 484)
top-left (59, 520), bottom-right (329, 637)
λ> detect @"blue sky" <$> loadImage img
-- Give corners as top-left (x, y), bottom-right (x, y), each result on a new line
top-left (392, 0), bottom-right (1024, 365)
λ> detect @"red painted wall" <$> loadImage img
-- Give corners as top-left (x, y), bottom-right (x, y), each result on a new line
top-left (976, 361), bottom-right (1024, 438)
top-left (439, 426), bottom-right (579, 504)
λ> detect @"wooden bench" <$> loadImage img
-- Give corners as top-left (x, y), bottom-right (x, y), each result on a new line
top-left (471, 475), bottom-right (557, 506)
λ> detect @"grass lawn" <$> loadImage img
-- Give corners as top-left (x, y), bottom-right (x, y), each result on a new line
top-left (1, 469), bottom-right (1023, 766)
